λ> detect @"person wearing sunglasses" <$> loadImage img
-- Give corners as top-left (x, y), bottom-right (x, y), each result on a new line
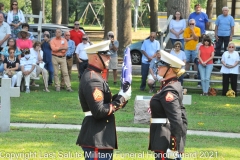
top-left (106, 31), bottom-right (119, 85)
top-left (220, 42), bottom-right (239, 97)
top-left (70, 21), bottom-right (85, 77)
top-left (76, 40), bottom-right (130, 160)
top-left (75, 34), bottom-right (91, 79)
top-left (16, 48), bottom-right (37, 93)
top-left (215, 6), bottom-right (235, 57)
top-left (183, 19), bottom-right (201, 79)
top-left (170, 41), bottom-right (186, 86)
top-left (7, 0), bottom-right (25, 39)
top-left (198, 37), bottom-right (214, 96)
top-left (148, 50), bottom-right (187, 160)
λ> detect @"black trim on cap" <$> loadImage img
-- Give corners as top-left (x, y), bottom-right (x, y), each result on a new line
top-left (156, 60), bottom-right (171, 67)
top-left (97, 50), bottom-right (112, 56)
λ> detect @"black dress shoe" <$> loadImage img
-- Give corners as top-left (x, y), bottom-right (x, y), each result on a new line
top-left (184, 74), bottom-right (190, 78)
top-left (194, 74), bottom-right (198, 79)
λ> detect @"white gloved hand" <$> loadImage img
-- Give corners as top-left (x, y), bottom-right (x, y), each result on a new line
top-left (118, 86), bottom-right (131, 101)
top-left (166, 148), bottom-right (178, 159)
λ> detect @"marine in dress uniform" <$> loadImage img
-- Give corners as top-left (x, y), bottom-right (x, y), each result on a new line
top-left (76, 40), bottom-right (131, 160)
top-left (148, 50), bottom-right (188, 160)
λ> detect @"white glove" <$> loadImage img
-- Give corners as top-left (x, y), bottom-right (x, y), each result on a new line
top-left (166, 148), bottom-right (178, 159)
top-left (118, 86), bottom-right (131, 101)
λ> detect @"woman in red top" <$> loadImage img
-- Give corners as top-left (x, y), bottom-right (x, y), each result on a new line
top-left (16, 29), bottom-right (32, 54)
top-left (198, 37), bottom-right (214, 96)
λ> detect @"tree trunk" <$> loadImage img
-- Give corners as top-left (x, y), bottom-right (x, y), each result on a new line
top-left (206, 0), bottom-right (213, 30)
top-left (117, 0), bottom-right (132, 56)
top-left (167, 0), bottom-right (190, 19)
top-left (62, 0), bottom-right (69, 25)
top-left (216, 0), bottom-right (227, 17)
top-left (31, 0), bottom-right (41, 23)
top-left (104, 0), bottom-right (117, 39)
top-left (74, 9), bottom-right (79, 22)
top-left (231, 0), bottom-right (236, 18)
top-left (166, 0), bottom-right (190, 49)
top-left (52, 0), bottom-right (62, 24)
top-left (42, 0), bottom-right (45, 23)
top-left (150, 0), bottom-right (158, 32)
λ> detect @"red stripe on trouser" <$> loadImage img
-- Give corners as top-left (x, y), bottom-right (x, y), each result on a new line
top-left (94, 148), bottom-right (98, 160)
top-left (160, 151), bottom-right (165, 160)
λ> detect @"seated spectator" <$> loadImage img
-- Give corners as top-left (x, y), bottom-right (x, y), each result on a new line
top-left (0, 3), bottom-right (7, 22)
top-left (30, 41), bottom-right (50, 92)
top-left (220, 42), bottom-right (239, 97)
top-left (147, 51), bottom-right (163, 93)
top-left (3, 47), bottom-right (19, 87)
top-left (16, 29), bottom-right (32, 53)
top-left (170, 41), bottom-right (186, 86)
top-left (1, 38), bottom-right (22, 60)
top-left (21, 23), bottom-right (35, 41)
top-left (41, 31), bottom-right (53, 85)
top-left (16, 48), bottom-right (36, 93)
top-left (198, 37), bottom-right (214, 96)
top-left (7, 0), bottom-right (25, 39)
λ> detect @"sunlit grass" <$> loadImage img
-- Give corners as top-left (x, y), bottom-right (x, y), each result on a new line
top-left (0, 128), bottom-right (239, 160)
top-left (9, 71), bottom-right (240, 132)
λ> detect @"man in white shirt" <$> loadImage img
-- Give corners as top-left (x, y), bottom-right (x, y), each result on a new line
top-left (16, 49), bottom-right (36, 93)
top-left (0, 12), bottom-right (11, 73)
top-left (0, 12), bottom-right (11, 49)
top-left (75, 34), bottom-right (91, 79)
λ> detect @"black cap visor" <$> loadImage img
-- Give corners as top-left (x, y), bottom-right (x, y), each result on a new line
top-left (97, 50), bottom-right (113, 56)
top-left (156, 60), bottom-right (171, 67)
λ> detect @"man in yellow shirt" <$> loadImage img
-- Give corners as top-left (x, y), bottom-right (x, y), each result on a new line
top-left (183, 19), bottom-right (201, 78)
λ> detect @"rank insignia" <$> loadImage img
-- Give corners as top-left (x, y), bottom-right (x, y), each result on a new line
top-left (165, 92), bottom-right (174, 102)
top-left (93, 88), bottom-right (103, 102)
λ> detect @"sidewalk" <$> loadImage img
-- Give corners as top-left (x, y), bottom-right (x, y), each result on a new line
top-left (10, 123), bottom-right (240, 138)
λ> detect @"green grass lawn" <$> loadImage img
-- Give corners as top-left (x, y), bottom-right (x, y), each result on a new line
top-left (0, 128), bottom-right (239, 160)
top-left (9, 71), bottom-right (240, 133)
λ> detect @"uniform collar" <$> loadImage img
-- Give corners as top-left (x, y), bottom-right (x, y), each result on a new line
top-left (161, 77), bottom-right (178, 88)
top-left (87, 64), bottom-right (102, 73)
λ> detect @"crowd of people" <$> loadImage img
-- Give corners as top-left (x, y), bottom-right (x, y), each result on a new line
top-left (140, 4), bottom-right (239, 97)
top-left (0, 1), bottom-right (99, 93)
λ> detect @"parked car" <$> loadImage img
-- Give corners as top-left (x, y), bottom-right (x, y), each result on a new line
top-left (129, 35), bottom-right (161, 65)
top-left (29, 23), bottom-right (85, 40)
top-left (129, 39), bottom-right (144, 65)
top-left (129, 30), bottom-right (240, 65)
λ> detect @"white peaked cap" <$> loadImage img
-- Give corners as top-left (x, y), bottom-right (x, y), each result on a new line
top-left (160, 50), bottom-right (185, 68)
top-left (84, 40), bottom-right (111, 55)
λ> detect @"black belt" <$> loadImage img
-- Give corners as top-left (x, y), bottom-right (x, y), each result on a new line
top-left (66, 56), bottom-right (72, 59)
top-left (53, 55), bottom-right (65, 58)
top-left (80, 58), bottom-right (88, 62)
